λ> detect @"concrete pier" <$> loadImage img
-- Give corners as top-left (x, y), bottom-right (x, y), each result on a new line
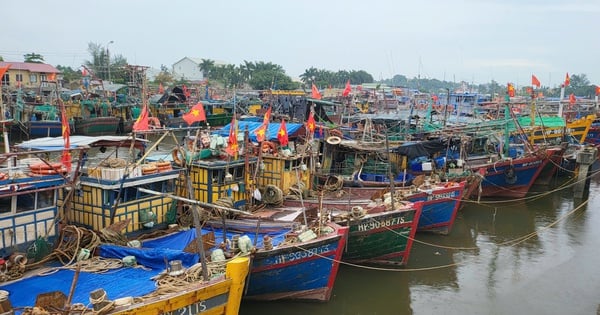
top-left (574, 146), bottom-right (598, 198)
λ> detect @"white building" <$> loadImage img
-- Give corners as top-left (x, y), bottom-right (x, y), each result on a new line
top-left (172, 57), bottom-right (228, 82)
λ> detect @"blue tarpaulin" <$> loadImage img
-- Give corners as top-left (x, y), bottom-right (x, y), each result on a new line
top-left (214, 121), bottom-right (304, 142)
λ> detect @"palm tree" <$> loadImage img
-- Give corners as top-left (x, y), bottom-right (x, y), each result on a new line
top-left (198, 59), bottom-right (215, 80)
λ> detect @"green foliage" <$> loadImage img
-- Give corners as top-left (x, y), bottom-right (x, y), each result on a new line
top-left (300, 67), bottom-right (374, 87)
top-left (23, 52), bottom-right (44, 63)
top-left (154, 66), bottom-right (174, 86)
top-left (84, 42), bottom-right (128, 82)
top-left (56, 65), bottom-right (80, 88)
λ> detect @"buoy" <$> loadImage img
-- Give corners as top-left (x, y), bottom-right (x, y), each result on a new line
top-left (172, 149), bottom-right (185, 167)
top-left (326, 136), bottom-right (342, 145)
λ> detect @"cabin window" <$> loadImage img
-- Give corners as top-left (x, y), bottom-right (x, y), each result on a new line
top-left (1, 73), bottom-right (8, 85)
top-left (37, 190), bottom-right (55, 209)
top-left (16, 193), bottom-right (36, 212)
top-left (103, 191), bottom-right (115, 207)
top-left (284, 160), bottom-right (292, 171)
top-left (211, 170), bottom-right (222, 184)
top-left (30, 74), bottom-right (37, 83)
top-left (0, 196), bottom-right (11, 214)
top-left (164, 179), bottom-right (174, 193)
top-left (15, 74), bottom-right (23, 82)
top-left (232, 166), bottom-right (244, 180)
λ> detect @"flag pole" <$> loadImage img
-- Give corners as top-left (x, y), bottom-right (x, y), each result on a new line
top-left (558, 85), bottom-right (565, 118)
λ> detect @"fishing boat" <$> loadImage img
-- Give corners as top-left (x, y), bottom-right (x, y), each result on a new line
top-left (330, 200), bottom-right (423, 265)
top-left (201, 218), bottom-right (348, 301)
top-left (280, 136), bottom-right (467, 235)
top-left (15, 135), bottom-right (183, 236)
top-left (0, 151), bottom-right (73, 259)
top-left (0, 224), bottom-right (250, 315)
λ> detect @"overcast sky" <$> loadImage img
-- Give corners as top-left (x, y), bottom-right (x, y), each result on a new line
top-left (3, 0), bottom-right (599, 87)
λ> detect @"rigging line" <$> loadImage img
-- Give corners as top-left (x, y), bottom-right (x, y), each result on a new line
top-left (293, 192), bottom-right (591, 273)
top-left (461, 166), bottom-right (599, 205)
top-left (292, 244), bottom-right (469, 272)
top-left (497, 198), bottom-right (589, 247)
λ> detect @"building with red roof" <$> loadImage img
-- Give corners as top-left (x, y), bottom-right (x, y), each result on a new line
top-left (0, 61), bottom-right (60, 90)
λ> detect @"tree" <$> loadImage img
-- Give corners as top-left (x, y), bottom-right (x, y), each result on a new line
top-left (24, 52), bottom-right (44, 63)
top-left (84, 42), bottom-right (128, 82)
top-left (84, 42), bottom-right (107, 79)
top-left (56, 65), bottom-right (80, 89)
top-left (154, 64), bottom-right (174, 86)
top-left (198, 59), bottom-right (215, 80)
top-left (0, 56), bottom-right (4, 62)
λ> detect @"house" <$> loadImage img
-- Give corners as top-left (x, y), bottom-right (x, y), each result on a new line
top-left (172, 57), bottom-right (228, 82)
top-left (0, 61), bottom-right (60, 90)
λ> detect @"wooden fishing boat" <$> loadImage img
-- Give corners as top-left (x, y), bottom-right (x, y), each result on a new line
top-left (0, 225), bottom-right (250, 315)
top-left (331, 200), bottom-right (423, 265)
top-left (203, 220), bottom-right (348, 301)
top-left (74, 116), bottom-right (120, 136)
top-left (15, 135), bottom-right (182, 236)
top-left (0, 154), bottom-right (71, 259)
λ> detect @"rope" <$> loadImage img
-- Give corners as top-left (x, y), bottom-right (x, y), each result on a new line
top-left (293, 178), bottom-right (593, 272)
top-left (323, 175), bottom-right (343, 192)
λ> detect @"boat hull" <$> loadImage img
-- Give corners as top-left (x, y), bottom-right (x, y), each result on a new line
top-left (244, 223), bottom-right (348, 301)
top-left (286, 182), bottom-right (465, 235)
top-left (74, 117), bottom-right (120, 136)
top-left (468, 153), bottom-right (548, 198)
top-left (336, 203), bottom-right (422, 265)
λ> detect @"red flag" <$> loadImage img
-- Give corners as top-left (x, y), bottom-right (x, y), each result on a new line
top-left (277, 119), bottom-right (289, 146)
top-left (225, 117), bottom-right (238, 157)
top-left (182, 102), bottom-right (206, 125)
top-left (596, 85), bottom-right (600, 96)
top-left (342, 80), bottom-right (351, 97)
top-left (255, 124), bottom-right (268, 142)
top-left (158, 83), bottom-right (164, 94)
top-left (306, 111), bottom-right (316, 133)
top-left (311, 83), bottom-right (322, 100)
top-left (133, 104), bottom-right (149, 131)
top-left (531, 75), bottom-right (541, 88)
top-left (262, 106), bottom-right (272, 125)
top-left (0, 65), bottom-right (11, 81)
top-left (254, 107), bottom-right (271, 142)
top-left (569, 93), bottom-right (576, 105)
top-left (507, 83), bottom-right (515, 97)
top-left (81, 68), bottom-right (88, 76)
top-left (60, 102), bottom-right (71, 172)
top-left (564, 73), bottom-right (570, 87)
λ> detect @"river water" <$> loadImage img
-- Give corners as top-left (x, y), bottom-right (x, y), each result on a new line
top-left (240, 172), bottom-right (600, 315)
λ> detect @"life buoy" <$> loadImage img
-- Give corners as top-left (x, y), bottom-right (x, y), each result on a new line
top-left (141, 164), bottom-right (158, 175)
top-left (326, 136), bottom-right (342, 145)
top-left (172, 149), bottom-right (185, 167)
top-left (149, 117), bottom-right (162, 128)
top-left (0, 173), bottom-right (7, 181)
top-left (156, 161), bottom-right (173, 172)
top-left (30, 167), bottom-right (67, 176)
top-left (261, 141), bottom-right (277, 155)
top-left (29, 162), bottom-right (63, 171)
